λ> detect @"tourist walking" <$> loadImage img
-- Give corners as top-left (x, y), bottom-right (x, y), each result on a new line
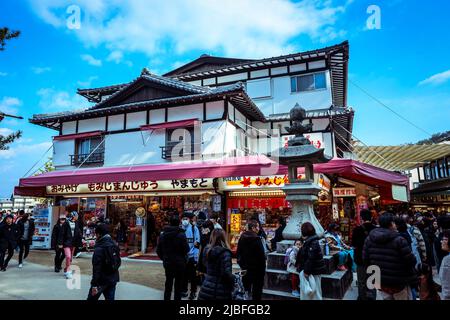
top-left (296, 222), bottom-right (326, 300)
top-left (351, 209), bottom-right (377, 300)
top-left (87, 223), bottom-right (121, 301)
top-left (0, 214), bottom-right (20, 271)
top-left (363, 212), bottom-right (417, 300)
top-left (180, 212), bottom-right (201, 300)
top-left (156, 215), bottom-right (190, 301)
top-left (439, 229), bottom-right (450, 300)
top-left (197, 220), bottom-right (215, 284)
top-left (198, 229), bottom-right (235, 300)
top-left (17, 212), bottom-right (35, 268)
top-left (51, 214), bottom-right (73, 278)
top-left (236, 219), bottom-right (266, 300)
top-left (68, 212), bottom-right (83, 259)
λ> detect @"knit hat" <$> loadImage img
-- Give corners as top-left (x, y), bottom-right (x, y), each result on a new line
top-left (59, 214), bottom-right (67, 219)
top-left (5, 214), bottom-right (14, 220)
top-left (183, 211), bottom-right (194, 219)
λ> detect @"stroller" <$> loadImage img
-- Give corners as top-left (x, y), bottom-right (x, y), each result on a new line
top-left (232, 270), bottom-right (249, 300)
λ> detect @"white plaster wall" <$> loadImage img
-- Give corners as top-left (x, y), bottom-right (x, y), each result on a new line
top-left (202, 121), bottom-right (226, 156)
top-left (104, 131), bottom-right (167, 166)
top-left (78, 117), bottom-right (106, 133)
top-left (234, 107), bottom-right (246, 130)
top-left (168, 104), bottom-right (203, 122)
top-left (250, 69), bottom-right (269, 78)
top-left (217, 72), bottom-right (247, 84)
top-left (53, 140), bottom-right (74, 167)
top-left (409, 169), bottom-right (420, 190)
top-left (149, 109), bottom-right (165, 124)
top-left (107, 114), bottom-right (124, 131)
top-left (126, 111), bottom-right (146, 129)
top-left (312, 118), bottom-right (330, 131)
top-left (62, 121), bottom-right (76, 135)
top-left (205, 101), bottom-right (224, 120)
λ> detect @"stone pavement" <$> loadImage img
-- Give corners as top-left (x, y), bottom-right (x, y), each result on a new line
top-left (0, 259), bottom-right (164, 300)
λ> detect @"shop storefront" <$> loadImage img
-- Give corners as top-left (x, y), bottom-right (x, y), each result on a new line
top-left (219, 173), bottom-right (330, 252)
top-left (48, 178), bottom-right (216, 255)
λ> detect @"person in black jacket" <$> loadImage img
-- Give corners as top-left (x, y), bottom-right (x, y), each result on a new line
top-left (51, 214), bottom-right (73, 278)
top-left (197, 219), bottom-right (215, 283)
top-left (17, 212), bottom-right (35, 268)
top-left (87, 223), bottom-right (121, 301)
top-left (0, 214), bottom-right (20, 271)
top-left (198, 229), bottom-right (235, 300)
top-left (156, 215), bottom-right (190, 300)
top-left (296, 222), bottom-right (326, 300)
top-left (363, 212), bottom-right (417, 300)
top-left (351, 209), bottom-right (377, 300)
top-left (68, 212), bottom-right (83, 259)
top-left (270, 217), bottom-right (286, 251)
top-left (236, 219), bottom-right (266, 300)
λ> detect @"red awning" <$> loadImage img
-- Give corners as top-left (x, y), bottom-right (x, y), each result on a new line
top-left (14, 156), bottom-right (408, 200)
top-left (14, 155), bottom-right (274, 197)
top-left (53, 131), bottom-right (104, 141)
top-left (140, 119), bottom-right (200, 131)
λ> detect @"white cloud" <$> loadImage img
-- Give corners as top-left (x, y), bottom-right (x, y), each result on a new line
top-left (419, 70), bottom-right (450, 86)
top-left (0, 96), bottom-right (22, 115)
top-left (31, 66), bottom-right (52, 74)
top-left (106, 50), bottom-right (133, 66)
top-left (0, 72), bottom-right (7, 76)
top-left (37, 88), bottom-right (87, 111)
top-left (0, 141), bottom-right (52, 160)
top-left (0, 128), bottom-right (14, 136)
top-left (77, 76), bottom-right (99, 87)
top-left (81, 54), bottom-right (102, 66)
top-left (29, 0), bottom-right (350, 59)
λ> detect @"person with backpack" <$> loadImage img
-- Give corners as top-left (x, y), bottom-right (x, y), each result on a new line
top-left (17, 212), bottom-right (35, 268)
top-left (157, 215), bottom-right (190, 300)
top-left (198, 229), bottom-right (235, 300)
top-left (286, 239), bottom-right (302, 297)
top-left (0, 214), bottom-right (20, 271)
top-left (236, 219), bottom-right (267, 301)
top-left (351, 209), bottom-right (377, 300)
top-left (87, 223), bottom-right (121, 301)
top-left (180, 212), bottom-right (201, 300)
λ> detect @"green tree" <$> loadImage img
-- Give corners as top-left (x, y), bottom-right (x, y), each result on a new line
top-left (0, 27), bottom-right (20, 51)
top-left (35, 158), bottom-right (55, 175)
top-left (0, 26), bottom-right (22, 150)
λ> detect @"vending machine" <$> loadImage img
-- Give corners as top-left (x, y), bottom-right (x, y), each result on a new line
top-left (31, 205), bottom-right (62, 249)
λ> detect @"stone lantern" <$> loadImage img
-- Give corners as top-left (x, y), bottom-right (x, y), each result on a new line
top-left (279, 104), bottom-right (331, 242)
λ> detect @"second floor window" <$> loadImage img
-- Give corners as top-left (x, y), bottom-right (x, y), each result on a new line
top-left (71, 136), bottom-right (104, 166)
top-left (290, 72), bottom-right (326, 93)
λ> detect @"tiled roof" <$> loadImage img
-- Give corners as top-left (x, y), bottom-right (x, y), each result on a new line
top-left (30, 82), bottom-right (266, 125)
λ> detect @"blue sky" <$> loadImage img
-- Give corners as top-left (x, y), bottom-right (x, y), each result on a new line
top-left (0, 0), bottom-right (449, 197)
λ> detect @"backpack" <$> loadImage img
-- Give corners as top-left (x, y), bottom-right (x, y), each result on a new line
top-left (104, 244), bottom-right (122, 273)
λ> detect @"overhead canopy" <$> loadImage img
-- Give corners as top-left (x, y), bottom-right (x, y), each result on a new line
top-left (140, 119), bottom-right (199, 131)
top-left (15, 156), bottom-right (408, 201)
top-left (353, 144), bottom-right (450, 171)
top-left (53, 130), bottom-right (103, 141)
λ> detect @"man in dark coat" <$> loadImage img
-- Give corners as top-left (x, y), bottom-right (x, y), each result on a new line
top-left (156, 215), bottom-right (190, 300)
top-left (17, 212), bottom-right (36, 268)
top-left (236, 219), bottom-right (266, 301)
top-left (363, 212), bottom-right (417, 300)
top-left (87, 223), bottom-right (121, 301)
top-left (68, 212), bottom-right (83, 258)
top-left (51, 214), bottom-right (73, 275)
top-left (351, 209), bottom-right (377, 300)
top-left (0, 214), bottom-right (20, 271)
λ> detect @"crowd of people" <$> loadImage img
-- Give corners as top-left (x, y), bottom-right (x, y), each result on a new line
top-left (1, 206), bottom-right (449, 301)
top-left (0, 209), bottom-right (35, 271)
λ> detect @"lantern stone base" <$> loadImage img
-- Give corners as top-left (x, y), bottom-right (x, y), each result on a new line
top-left (282, 181), bottom-right (325, 240)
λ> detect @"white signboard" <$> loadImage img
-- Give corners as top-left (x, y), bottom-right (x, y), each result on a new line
top-left (46, 178), bottom-right (214, 195)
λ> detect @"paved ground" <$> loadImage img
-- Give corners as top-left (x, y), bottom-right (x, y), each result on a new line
top-left (0, 257), bottom-right (164, 300)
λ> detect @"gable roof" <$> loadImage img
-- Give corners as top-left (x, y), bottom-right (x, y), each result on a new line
top-left (30, 82), bottom-right (267, 130)
top-left (163, 54), bottom-right (255, 77)
top-left (89, 68), bottom-right (211, 110)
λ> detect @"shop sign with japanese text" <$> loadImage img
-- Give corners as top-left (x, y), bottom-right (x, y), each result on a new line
top-left (46, 178), bottom-right (214, 195)
top-left (230, 213), bottom-right (241, 233)
top-left (332, 187), bottom-right (356, 197)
